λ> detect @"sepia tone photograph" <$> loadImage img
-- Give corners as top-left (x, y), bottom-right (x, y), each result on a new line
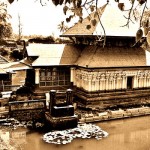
top-left (0, 0), bottom-right (150, 149)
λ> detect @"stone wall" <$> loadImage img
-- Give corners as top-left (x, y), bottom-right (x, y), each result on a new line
top-left (74, 68), bottom-right (150, 92)
top-left (75, 88), bottom-right (150, 109)
top-left (9, 100), bottom-right (46, 121)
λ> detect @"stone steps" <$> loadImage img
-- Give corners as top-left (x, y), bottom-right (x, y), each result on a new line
top-left (79, 107), bottom-right (150, 123)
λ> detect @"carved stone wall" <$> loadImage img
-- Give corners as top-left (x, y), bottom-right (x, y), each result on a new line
top-left (74, 69), bottom-right (150, 92)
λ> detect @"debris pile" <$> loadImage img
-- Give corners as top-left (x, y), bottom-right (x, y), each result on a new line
top-left (43, 123), bottom-right (108, 145)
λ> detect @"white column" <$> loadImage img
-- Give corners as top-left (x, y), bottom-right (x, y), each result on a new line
top-left (70, 67), bottom-right (75, 83)
top-left (123, 77), bottom-right (125, 89)
top-left (88, 78), bottom-right (92, 91)
top-left (133, 76), bottom-right (137, 89)
top-left (105, 77), bottom-right (109, 91)
top-left (147, 74), bottom-right (150, 87)
top-left (105, 72), bottom-right (110, 91)
top-left (87, 73), bottom-right (93, 92)
top-left (143, 75), bottom-right (147, 88)
top-left (35, 68), bottom-right (40, 84)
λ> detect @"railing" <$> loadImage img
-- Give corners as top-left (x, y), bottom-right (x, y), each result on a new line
top-left (0, 80), bottom-right (11, 91)
top-left (8, 100), bottom-right (46, 121)
top-left (9, 99), bottom-right (46, 111)
top-left (0, 80), bottom-right (20, 92)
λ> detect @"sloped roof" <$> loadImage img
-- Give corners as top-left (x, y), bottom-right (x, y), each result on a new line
top-left (26, 44), bottom-right (81, 66)
top-left (6, 62), bottom-right (31, 71)
top-left (0, 55), bottom-right (9, 64)
top-left (62, 4), bottom-right (107, 36)
top-left (62, 3), bottom-right (139, 37)
top-left (1, 60), bottom-right (32, 72)
top-left (0, 68), bottom-right (7, 74)
top-left (94, 4), bottom-right (139, 37)
top-left (27, 44), bottom-right (66, 57)
top-left (75, 46), bottom-right (149, 67)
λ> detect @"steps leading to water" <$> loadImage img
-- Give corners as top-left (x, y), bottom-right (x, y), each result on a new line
top-left (79, 107), bottom-right (150, 123)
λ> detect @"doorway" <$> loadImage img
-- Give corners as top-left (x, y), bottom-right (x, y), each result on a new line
top-left (127, 76), bottom-right (133, 89)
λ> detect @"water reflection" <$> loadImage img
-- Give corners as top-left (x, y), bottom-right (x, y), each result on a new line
top-left (1, 116), bottom-right (150, 150)
top-left (0, 128), bottom-right (27, 150)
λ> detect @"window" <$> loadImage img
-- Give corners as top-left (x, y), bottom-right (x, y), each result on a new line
top-left (39, 68), bottom-right (70, 87)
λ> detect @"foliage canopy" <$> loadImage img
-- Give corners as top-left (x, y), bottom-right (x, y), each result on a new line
top-left (0, 2), bottom-right (12, 40)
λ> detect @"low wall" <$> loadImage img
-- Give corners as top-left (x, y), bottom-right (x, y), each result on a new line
top-left (75, 88), bottom-right (150, 109)
top-left (9, 100), bottom-right (46, 121)
top-left (79, 107), bottom-right (150, 123)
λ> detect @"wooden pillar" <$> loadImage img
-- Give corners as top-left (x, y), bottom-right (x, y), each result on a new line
top-left (35, 68), bottom-right (40, 84)
top-left (70, 67), bottom-right (75, 84)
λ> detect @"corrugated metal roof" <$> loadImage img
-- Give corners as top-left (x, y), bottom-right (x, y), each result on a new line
top-left (75, 46), bottom-right (149, 67)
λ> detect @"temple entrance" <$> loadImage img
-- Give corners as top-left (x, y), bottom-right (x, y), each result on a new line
top-left (127, 76), bottom-right (133, 89)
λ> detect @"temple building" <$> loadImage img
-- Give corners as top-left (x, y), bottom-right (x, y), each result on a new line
top-left (26, 3), bottom-right (150, 109)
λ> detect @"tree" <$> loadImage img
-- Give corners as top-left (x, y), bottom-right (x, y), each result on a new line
top-left (0, 2), bottom-right (12, 41)
top-left (55, 0), bottom-right (150, 44)
top-left (18, 14), bottom-right (23, 41)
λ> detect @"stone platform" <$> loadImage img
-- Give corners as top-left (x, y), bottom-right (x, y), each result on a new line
top-left (45, 112), bottom-right (78, 130)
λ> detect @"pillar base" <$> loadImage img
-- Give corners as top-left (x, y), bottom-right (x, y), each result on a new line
top-left (45, 112), bottom-right (78, 130)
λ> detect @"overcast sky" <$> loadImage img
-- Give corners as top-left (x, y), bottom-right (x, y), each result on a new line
top-left (7, 0), bottom-right (66, 37)
top-left (7, 0), bottom-right (150, 37)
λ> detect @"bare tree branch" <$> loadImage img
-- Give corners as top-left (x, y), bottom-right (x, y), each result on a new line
top-left (95, 1), bottom-right (109, 47)
top-left (121, 1), bottom-right (135, 27)
top-left (140, 0), bottom-right (147, 28)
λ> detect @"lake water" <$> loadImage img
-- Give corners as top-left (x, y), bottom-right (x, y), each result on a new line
top-left (1, 116), bottom-right (150, 150)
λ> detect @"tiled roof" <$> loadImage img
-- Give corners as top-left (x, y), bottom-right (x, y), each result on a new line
top-left (26, 44), bottom-right (81, 66)
top-left (62, 3), bottom-right (139, 37)
top-left (75, 46), bottom-right (149, 67)
top-left (0, 55), bottom-right (9, 64)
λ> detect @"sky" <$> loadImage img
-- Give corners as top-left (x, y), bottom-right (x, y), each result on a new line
top-left (7, 0), bottom-right (66, 37)
top-left (6, 0), bottom-right (150, 37)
